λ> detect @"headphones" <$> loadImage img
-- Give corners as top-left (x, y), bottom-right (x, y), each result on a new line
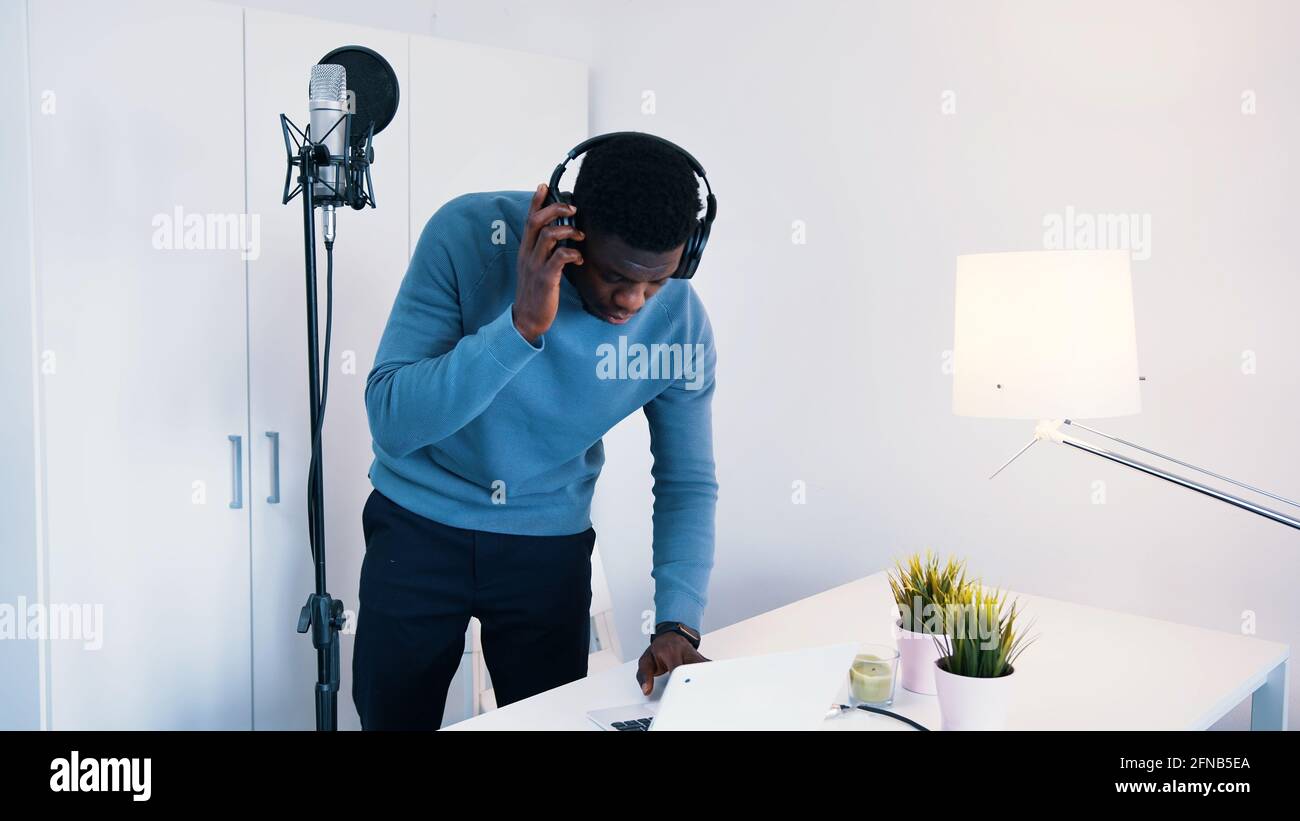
top-left (544, 131), bottom-right (717, 280)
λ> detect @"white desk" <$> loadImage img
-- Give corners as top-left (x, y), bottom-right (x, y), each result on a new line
top-left (446, 572), bottom-right (1290, 731)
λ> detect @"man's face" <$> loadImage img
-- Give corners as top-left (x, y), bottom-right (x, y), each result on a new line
top-left (563, 224), bottom-right (683, 325)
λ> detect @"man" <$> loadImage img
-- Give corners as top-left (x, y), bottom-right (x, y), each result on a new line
top-left (353, 132), bottom-right (719, 729)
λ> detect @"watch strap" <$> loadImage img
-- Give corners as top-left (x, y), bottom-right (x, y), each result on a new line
top-left (652, 621), bottom-right (701, 650)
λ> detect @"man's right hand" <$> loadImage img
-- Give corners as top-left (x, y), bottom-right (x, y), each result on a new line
top-left (512, 183), bottom-right (584, 344)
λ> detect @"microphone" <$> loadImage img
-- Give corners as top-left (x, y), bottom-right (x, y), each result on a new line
top-left (283, 47), bottom-right (399, 219)
top-left (308, 63), bottom-right (347, 202)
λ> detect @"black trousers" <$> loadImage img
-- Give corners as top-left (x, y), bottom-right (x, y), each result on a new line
top-left (352, 489), bottom-right (595, 730)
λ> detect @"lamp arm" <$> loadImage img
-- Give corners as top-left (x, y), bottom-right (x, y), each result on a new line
top-left (987, 436), bottom-right (1039, 480)
top-left (1027, 420), bottom-right (1300, 532)
top-left (1062, 419), bottom-right (1300, 511)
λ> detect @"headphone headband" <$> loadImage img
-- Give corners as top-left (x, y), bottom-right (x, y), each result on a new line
top-left (563, 131), bottom-right (707, 176)
top-left (546, 131), bottom-right (716, 279)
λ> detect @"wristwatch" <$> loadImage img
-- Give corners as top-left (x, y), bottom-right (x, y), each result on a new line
top-left (652, 621), bottom-right (701, 650)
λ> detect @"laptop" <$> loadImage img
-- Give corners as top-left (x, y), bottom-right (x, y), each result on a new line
top-left (586, 642), bottom-right (859, 731)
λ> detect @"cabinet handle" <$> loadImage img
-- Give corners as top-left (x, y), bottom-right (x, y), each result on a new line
top-left (228, 435), bottom-right (243, 509)
top-left (265, 431), bottom-right (280, 504)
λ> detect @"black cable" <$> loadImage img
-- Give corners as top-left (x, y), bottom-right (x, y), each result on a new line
top-left (306, 241), bottom-right (334, 562)
top-left (836, 704), bottom-right (930, 731)
top-left (319, 241), bottom-right (334, 439)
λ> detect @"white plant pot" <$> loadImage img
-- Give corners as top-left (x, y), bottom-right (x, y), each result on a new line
top-left (933, 657), bottom-right (1016, 730)
top-left (895, 620), bottom-right (943, 695)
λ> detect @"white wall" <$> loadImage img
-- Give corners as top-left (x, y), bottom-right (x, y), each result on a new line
top-left (221, 0), bottom-right (1300, 728)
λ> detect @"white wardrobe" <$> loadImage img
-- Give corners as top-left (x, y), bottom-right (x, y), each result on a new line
top-left (7, 0), bottom-right (587, 730)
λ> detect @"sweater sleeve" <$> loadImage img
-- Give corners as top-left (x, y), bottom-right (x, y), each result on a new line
top-left (642, 306), bottom-right (719, 632)
top-left (366, 202), bottom-right (542, 459)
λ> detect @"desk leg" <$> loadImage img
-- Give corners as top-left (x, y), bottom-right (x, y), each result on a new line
top-left (1250, 659), bottom-right (1288, 731)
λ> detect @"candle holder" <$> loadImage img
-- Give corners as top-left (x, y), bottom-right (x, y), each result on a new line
top-left (847, 644), bottom-right (900, 707)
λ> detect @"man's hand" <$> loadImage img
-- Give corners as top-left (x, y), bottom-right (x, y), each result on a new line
top-left (636, 632), bottom-right (710, 695)
top-left (512, 183), bottom-right (584, 344)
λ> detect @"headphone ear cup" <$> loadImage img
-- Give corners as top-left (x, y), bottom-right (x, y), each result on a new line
top-left (554, 191), bottom-right (577, 249)
top-left (677, 189), bottom-right (716, 279)
top-left (675, 222), bottom-right (705, 279)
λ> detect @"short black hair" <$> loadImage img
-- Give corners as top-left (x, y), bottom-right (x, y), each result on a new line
top-left (571, 133), bottom-right (701, 253)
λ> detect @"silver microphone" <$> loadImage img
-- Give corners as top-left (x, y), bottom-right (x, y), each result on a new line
top-left (308, 64), bottom-right (347, 201)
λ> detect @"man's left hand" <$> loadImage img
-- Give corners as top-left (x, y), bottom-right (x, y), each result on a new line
top-left (636, 633), bottom-right (710, 695)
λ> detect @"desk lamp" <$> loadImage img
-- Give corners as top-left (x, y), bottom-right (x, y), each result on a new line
top-left (952, 249), bottom-right (1300, 530)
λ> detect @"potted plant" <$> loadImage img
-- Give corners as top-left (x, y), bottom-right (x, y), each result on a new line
top-left (887, 552), bottom-right (969, 695)
top-left (932, 585), bottom-right (1035, 730)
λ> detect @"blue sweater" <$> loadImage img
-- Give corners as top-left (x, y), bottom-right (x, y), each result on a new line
top-left (365, 190), bottom-right (718, 630)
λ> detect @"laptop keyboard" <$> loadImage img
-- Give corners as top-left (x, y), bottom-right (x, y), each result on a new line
top-left (609, 717), bottom-right (653, 731)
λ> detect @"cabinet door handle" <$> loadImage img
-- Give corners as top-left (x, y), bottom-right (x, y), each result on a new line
top-left (228, 434), bottom-right (243, 509)
top-left (265, 431), bottom-right (281, 504)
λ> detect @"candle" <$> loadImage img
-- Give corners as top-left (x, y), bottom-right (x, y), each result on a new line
top-left (849, 653), bottom-right (896, 704)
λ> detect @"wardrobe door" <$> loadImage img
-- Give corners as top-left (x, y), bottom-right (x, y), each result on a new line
top-left (28, 0), bottom-right (252, 729)
top-left (1, 0), bottom-right (41, 731)
top-left (245, 16), bottom-right (587, 729)
top-left (244, 9), bottom-right (411, 730)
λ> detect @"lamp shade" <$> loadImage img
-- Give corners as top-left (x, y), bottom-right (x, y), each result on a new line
top-left (952, 250), bottom-right (1141, 420)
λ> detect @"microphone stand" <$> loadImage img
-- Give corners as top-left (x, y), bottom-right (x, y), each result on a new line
top-left (280, 111), bottom-right (376, 730)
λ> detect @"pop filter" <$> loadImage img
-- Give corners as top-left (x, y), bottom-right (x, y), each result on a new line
top-left (318, 45), bottom-right (399, 148)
